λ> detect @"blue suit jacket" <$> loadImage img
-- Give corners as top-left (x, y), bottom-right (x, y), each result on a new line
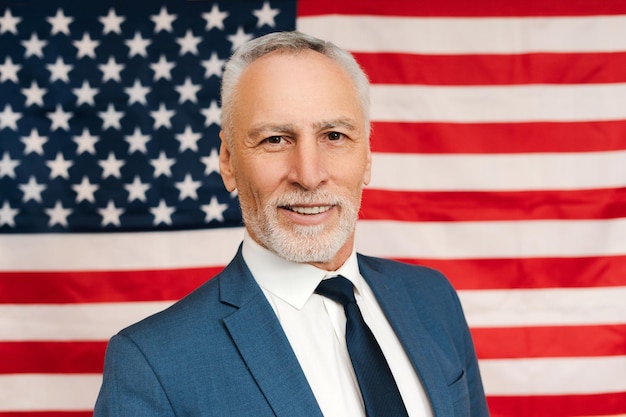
top-left (94, 249), bottom-right (489, 417)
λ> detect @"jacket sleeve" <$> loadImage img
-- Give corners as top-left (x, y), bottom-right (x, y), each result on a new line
top-left (93, 333), bottom-right (175, 417)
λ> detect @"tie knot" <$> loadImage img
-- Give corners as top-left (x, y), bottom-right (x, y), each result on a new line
top-left (315, 276), bottom-right (356, 306)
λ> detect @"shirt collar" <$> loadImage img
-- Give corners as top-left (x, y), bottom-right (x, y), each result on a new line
top-left (241, 232), bottom-right (361, 310)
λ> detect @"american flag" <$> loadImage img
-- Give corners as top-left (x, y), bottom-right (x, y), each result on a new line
top-left (1, 0), bottom-right (625, 416)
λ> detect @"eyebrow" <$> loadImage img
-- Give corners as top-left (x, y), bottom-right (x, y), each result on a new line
top-left (312, 118), bottom-right (358, 131)
top-left (247, 123), bottom-right (296, 138)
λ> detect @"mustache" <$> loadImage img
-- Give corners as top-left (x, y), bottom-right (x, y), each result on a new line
top-left (268, 190), bottom-right (348, 207)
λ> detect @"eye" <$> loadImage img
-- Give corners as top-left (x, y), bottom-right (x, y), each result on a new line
top-left (327, 131), bottom-right (344, 141)
top-left (265, 136), bottom-right (284, 144)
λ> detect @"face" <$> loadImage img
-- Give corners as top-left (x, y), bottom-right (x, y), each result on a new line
top-left (219, 50), bottom-right (371, 271)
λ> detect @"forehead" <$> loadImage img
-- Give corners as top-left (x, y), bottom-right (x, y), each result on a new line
top-left (234, 50), bottom-right (363, 124)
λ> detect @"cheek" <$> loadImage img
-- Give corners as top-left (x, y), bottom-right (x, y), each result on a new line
top-left (234, 163), bottom-right (280, 206)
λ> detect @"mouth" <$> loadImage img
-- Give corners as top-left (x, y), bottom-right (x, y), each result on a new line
top-left (281, 205), bottom-right (334, 215)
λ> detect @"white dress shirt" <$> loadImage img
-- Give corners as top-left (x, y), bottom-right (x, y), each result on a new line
top-left (242, 234), bottom-right (433, 417)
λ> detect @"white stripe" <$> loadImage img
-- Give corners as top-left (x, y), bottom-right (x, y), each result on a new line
top-left (0, 374), bottom-right (101, 411)
top-left (355, 219), bottom-right (626, 259)
top-left (369, 150), bottom-right (626, 191)
top-left (297, 15), bottom-right (626, 54)
top-left (3, 218), bottom-right (626, 271)
top-left (0, 302), bottom-right (173, 341)
top-left (0, 359), bottom-right (624, 411)
top-left (3, 287), bottom-right (624, 341)
top-left (370, 84), bottom-right (626, 123)
top-left (459, 287), bottom-right (626, 328)
top-left (480, 356), bottom-right (626, 395)
top-left (0, 227), bottom-right (244, 271)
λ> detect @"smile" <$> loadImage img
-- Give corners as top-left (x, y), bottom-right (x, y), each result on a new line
top-left (285, 205), bottom-right (333, 215)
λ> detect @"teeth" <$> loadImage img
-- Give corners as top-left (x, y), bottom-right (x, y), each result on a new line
top-left (290, 205), bottom-right (332, 215)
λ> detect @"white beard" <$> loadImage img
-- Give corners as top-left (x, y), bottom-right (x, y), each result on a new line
top-left (241, 189), bottom-right (360, 264)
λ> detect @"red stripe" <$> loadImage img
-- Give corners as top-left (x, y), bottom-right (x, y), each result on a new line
top-left (0, 267), bottom-right (221, 304)
top-left (396, 256), bottom-right (626, 290)
top-left (487, 392), bottom-right (626, 417)
top-left (472, 325), bottom-right (626, 359)
top-left (362, 188), bottom-right (626, 222)
top-left (4, 326), bottom-right (622, 376)
top-left (2, 256), bottom-right (625, 306)
top-left (370, 121), bottom-right (626, 154)
top-left (298, 0), bottom-right (626, 17)
top-left (357, 52), bottom-right (626, 86)
top-left (0, 342), bottom-right (106, 374)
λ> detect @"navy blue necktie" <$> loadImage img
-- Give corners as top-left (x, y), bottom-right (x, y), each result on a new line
top-left (315, 276), bottom-right (409, 417)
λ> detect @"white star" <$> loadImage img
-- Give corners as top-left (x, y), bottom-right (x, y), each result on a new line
top-left (73, 128), bottom-right (98, 155)
top-left (124, 79), bottom-right (150, 105)
top-left (202, 196), bottom-right (228, 223)
top-left (22, 80), bottom-right (46, 107)
top-left (125, 127), bottom-right (150, 153)
top-left (151, 6), bottom-right (176, 33)
top-left (175, 173), bottom-right (202, 200)
top-left (175, 77), bottom-right (201, 104)
top-left (98, 152), bottom-right (124, 178)
top-left (73, 32), bottom-right (99, 59)
top-left (98, 200), bottom-right (123, 227)
top-left (98, 104), bottom-right (124, 130)
top-left (19, 176), bottom-right (46, 203)
top-left (48, 104), bottom-right (71, 131)
top-left (150, 55), bottom-right (175, 81)
top-left (176, 30), bottom-right (202, 56)
top-left (175, 126), bottom-right (202, 152)
top-left (47, 9), bottom-right (73, 36)
top-left (46, 152), bottom-right (72, 179)
top-left (21, 129), bottom-right (48, 155)
top-left (227, 27), bottom-right (253, 52)
top-left (0, 104), bottom-right (20, 130)
top-left (150, 103), bottom-right (175, 129)
top-left (202, 4), bottom-right (229, 31)
top-left (202, 52), bottom-right (225, 78)
top-left (0, 152), bottom-right (19, 178)
top-left (201, 148), bottom-right (220, 176)
top-left (99, 8), bottom-right (125, 35)
top-left (0, 9), bottom-right (21, 35)
top-left (201, 100), bottom-right (221, 127)
top-left (46, 200), bottom-right (72, 227)
top-left (150, 151), bottom-right (175, 177)
top-left (99, 56), bottom-right (124, 82)
top-left (0, 56), bottom-right (21, 82)
top-left (150, 199), bottom-right (175, 225)
top-left (124, 176), bottom-right (150, 202)
top-left (72, 176), bottom-right (98, 203)
top-left (253, 2), bottom-right (280, 28)
top-left (21, 33), bottom-right (47, 58)
top-left (125, 31), bottom-right (151, 58)
top-left (0, 201), bottom-right (19, 227)
top-left (46, 57), bottom-right (72, 82)
top-left (72, 80), bottom-right (98, 106)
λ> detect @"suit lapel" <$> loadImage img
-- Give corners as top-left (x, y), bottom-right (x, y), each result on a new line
top-left (220, 252), bottom-right (324, 417)
top-left (358, 256), bottom-right (455, 417)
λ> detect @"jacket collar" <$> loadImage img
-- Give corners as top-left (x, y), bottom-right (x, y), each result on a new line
top-left (219, 247), bottom-right (324, 417)
top-left (357, 254), bottom-right (455, 417)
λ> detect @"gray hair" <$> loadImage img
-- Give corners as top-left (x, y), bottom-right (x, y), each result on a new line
top-left (220, 31), bottom-right (370, 142)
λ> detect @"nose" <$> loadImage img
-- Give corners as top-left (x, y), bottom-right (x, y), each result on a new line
top-left (287, 137), bottom-right (329, 190)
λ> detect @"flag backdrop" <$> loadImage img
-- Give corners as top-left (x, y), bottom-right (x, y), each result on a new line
top-left (1, 0), bottom-right (625, 416)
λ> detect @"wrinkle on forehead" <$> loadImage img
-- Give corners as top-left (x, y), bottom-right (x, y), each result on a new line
top-left (247, 118), bottom-right (359, 137)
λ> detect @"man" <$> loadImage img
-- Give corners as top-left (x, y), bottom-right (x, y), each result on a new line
top-left (94, 31), bottom-right (489, 417)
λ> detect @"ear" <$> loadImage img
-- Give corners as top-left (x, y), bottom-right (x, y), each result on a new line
top-left (362, 148), bottom-right (372, 186)
top-left (219, 131), bottom-right (237, 192)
